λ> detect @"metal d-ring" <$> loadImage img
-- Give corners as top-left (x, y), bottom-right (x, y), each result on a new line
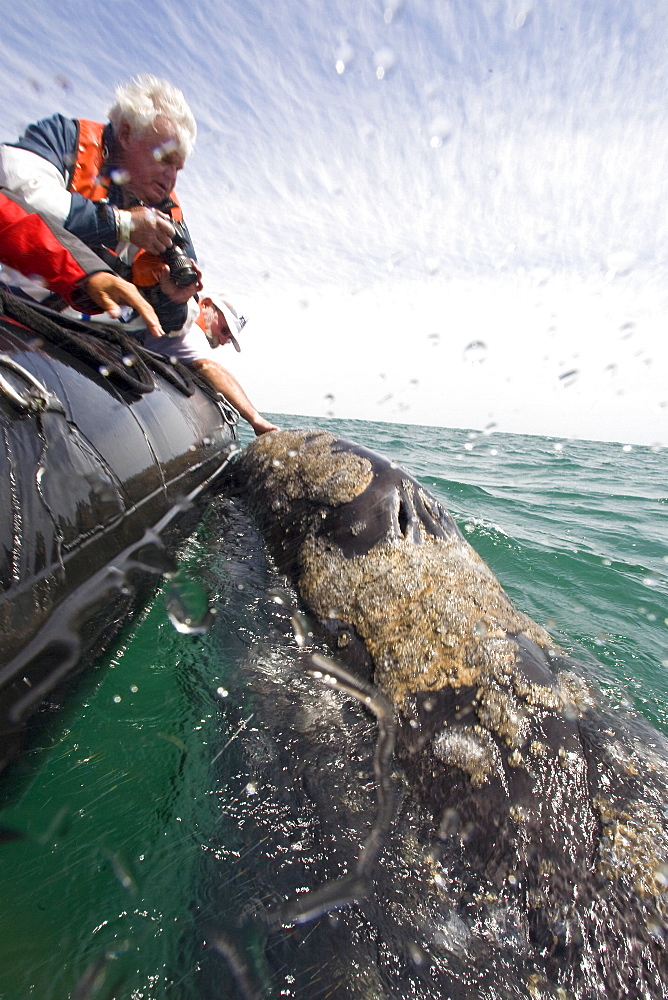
top-left (215, 392), bottom-right (240, 427)
top-left (0, 354), bottom-right (64, 414)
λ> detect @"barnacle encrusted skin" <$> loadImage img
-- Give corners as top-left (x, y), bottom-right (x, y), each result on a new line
top-left (240, 429), bottom-right (373, 508)
top-left (594, 793), bottom-right (668, 919)
top-left (432, 726), bottom-right (503, 787)
top-left (298, 532), bottom-right (555, 712)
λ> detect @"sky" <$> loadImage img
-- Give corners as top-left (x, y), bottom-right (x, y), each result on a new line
top-left (0, 0), bottom-right (666, 445)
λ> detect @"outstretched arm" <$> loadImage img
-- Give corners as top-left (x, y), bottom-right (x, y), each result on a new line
top-left (189, 358), bottom-right (278, 436)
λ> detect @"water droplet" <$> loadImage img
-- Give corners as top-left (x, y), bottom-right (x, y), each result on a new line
top-left (291, 611), bottom-right (312, 647)
top-left (622, 444), bottom-right (633, 452)
top-left (108, 852), bottom-right (137, 893)
top-left (428, 114), bottom-right (452, 148)
top-left (245, 782), bottom-right (258, 796)
top-left (463, 340), bottom-right (487, 364)
top-left (121, 355), bottom-right (134, 367)
top-left (131, 535), bottom-right (177, 575)
top-left (164, 577), bottom-right (216, 634)
top-left (643, 573), bottom-right (661, 588)
top-left (438, 808), bottom-right (460, 836)
top-left (267, 588), bottom-right (291, 606)
top-left (99, 365), bottom-right (111, 377)
top-left (334, 41), bottom-right (354, 75)
top-left (605, 249), bottom-right (636, 278)
top-left (374, 47), bottom-right (396, 79)
top-left (656, 863), bottom-right (668, 889)
top-left (113, 695), bottom-right (122, 704)
top-left (110, 168), bottom-right (130, 186)
top-left (153, 138), bottom-right (179, 162)
top-left (557, 368), bottom-right (579, 388)
top-left (384, 0), bottom-right (403, 23)
top-left (407, 941), bottom-right (427, 965)
top-left (386, 249), bottom-right (408, 270)
top-left (216, 686), bottom-right (229, 698)
top-left (473, 620), bottom-right (488, 637)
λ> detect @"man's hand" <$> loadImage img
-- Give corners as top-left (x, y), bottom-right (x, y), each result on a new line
top-left (158, 261), bottom-right (202, 302)
top-left (83, 271), bottom-right (164, 338)
top-left (128, 207), bottom-right (175, 253)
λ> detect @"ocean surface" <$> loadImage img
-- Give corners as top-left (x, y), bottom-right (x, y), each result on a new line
top-left (0, 416), bottom-right (666, 999)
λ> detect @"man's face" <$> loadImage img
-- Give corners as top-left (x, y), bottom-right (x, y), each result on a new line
top-left (118, 114), bottom-right (186, 205)
top-left (202, 301), bottom-right (232, 347)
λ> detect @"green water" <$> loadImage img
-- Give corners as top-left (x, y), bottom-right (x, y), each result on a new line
top-left (0, 417), bottom-right (666, 998)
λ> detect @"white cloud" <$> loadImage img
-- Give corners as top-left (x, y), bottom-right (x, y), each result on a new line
top-left (1, 0), bottom-right (666, 443)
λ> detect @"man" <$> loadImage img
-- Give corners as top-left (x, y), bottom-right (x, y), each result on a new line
top-left (0, 74), bottom-right (276, 435)
top-left (0, 188), bottom-right (163, 334)
top-left (148, 291), bottom-right (279, 436)
top-left (0, 74), bottom-right (199, 335)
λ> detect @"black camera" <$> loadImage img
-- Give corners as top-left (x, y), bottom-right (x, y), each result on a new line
top-left (162, 219), bottom-right (198, 287)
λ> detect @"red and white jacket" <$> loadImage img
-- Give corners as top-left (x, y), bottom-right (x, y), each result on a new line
top-left (0, 188), bottom-right (112, 310)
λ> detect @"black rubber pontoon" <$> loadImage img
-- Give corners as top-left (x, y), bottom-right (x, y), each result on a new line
top-left (0, 290), bottom-right (238, 769)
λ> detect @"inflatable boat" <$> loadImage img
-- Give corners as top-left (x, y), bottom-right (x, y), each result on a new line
top-left (0, 290), bottom-right (238, 769)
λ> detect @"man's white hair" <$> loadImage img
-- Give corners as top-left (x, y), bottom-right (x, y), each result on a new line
top-left (107, 74), bottom-right (197, 158)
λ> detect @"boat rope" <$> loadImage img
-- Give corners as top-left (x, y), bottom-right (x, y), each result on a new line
top-left (0, 288), bottom-right (201, 398)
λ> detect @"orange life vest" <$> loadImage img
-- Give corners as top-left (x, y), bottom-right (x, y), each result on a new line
top-left (68, 120), bottom-right (111, 200)
top-left (68, 119), bottom-right (185, 287)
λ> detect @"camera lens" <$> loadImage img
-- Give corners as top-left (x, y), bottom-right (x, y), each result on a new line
top-left (164, 247), bottom-right (198, 287)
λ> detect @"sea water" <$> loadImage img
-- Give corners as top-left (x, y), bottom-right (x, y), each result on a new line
top-left (0, 416), bottom-right (666, 999)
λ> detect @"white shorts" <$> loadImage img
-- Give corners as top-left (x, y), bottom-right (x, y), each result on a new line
top-left (145, 324), bottom-right (219, 365)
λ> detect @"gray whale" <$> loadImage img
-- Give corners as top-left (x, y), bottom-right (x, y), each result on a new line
top-left (208, 428), bottom-right (668, 999)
